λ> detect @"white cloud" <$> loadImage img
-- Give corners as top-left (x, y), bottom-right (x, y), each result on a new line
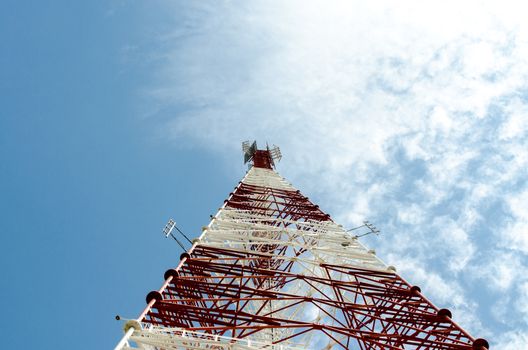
top-left (499, 97), bottom-right (528, 140)
top-left (476, 251), bottom-right (524, 292)
top-left (430, 106), bottom-right (454, 134)
top-left (397, 203), bottom-right (425, 225)
top-left (497, 331), bottom-right (528, 349)
top-left (504, 189), bottom-right (528, 253)
top-left (518, 281), bottom-right (528, 318)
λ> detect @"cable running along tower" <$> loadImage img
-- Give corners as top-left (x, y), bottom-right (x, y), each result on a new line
top-left (115, 142), bottom-right (489, 350)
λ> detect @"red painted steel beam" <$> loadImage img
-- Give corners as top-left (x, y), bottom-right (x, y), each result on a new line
top-left (142, 245), bottom-right (478, 349)
top-left (134, 157), bottom-right (487, 349)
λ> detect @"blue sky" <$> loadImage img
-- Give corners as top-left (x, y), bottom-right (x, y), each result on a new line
top-left (2, 1), bottom-right (528, 349)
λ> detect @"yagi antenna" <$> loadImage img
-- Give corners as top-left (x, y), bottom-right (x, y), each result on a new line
top-left (162, 218), bottom-right (191, 250)
top-left (346, 220), bottom-right (381, 238)
top-left (269, 145), bottom-right (282, 162)
top-left (163, 219), bottom-right (176, 238)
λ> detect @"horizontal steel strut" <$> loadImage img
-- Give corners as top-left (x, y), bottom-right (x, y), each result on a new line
top-left (116, 147), bottom-right (488, 350)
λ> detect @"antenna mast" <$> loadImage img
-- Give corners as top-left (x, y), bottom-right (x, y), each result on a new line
top-left (114, 141), bottom-right (489, 350)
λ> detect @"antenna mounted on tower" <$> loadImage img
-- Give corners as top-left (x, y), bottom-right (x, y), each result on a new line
top-left (269, 145), bottom-right (282, 162)
top-left (242, 140), bottom-right (257, 164)
top-left (346, 220), bottom-right (381, 238)
top-left (242, 140), bottom-right (282, 169)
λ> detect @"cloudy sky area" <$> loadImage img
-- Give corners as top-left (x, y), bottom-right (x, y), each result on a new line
top-left (1, 1), bottom-right (528, 349)
top-left (141, 1), bottom-right (528, 347)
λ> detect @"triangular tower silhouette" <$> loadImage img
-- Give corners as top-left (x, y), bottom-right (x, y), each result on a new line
top-left (115, 142), bottom-right (488, 350)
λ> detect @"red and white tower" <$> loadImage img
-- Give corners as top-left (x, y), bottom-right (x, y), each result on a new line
top-left (115, 142), bottom-right (489, 350)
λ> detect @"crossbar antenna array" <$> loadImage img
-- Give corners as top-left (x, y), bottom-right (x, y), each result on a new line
top-left (162, 218), bottom-right (192, 250)
top-left (347, 220), bottom-right (381, 238)
top-left (269, 144), bottom-right (282, 162)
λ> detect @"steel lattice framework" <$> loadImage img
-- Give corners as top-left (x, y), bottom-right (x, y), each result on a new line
top-left (115, 145), bottom-right (489, 350)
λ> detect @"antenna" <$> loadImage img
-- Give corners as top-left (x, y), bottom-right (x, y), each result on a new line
top-left (269, 145), bottom-right (282, 162)
top-left (242, 140), bottom-right (257, 164)
top-left (347, 220), bottom-right (381, 238)
top-left (242, 141), bottom-right (250, 154)
top-left (163, 219), bottom-right (176, 238)
top-left (162, 218), bottom-right (186, 250)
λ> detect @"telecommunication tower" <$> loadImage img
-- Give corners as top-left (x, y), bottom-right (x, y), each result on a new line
top-left (115, 142), bottom-right (489, 350)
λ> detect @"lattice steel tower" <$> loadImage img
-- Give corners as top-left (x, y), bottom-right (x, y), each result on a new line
top-left (115, 142), bottom-right (489, 350)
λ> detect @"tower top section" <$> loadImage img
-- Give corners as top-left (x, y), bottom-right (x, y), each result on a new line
top-left (242, 140), bottom-right (282, 169)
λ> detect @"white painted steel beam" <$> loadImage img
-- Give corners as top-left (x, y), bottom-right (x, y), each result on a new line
top-left (119, 166), bottom-right (391, 350)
